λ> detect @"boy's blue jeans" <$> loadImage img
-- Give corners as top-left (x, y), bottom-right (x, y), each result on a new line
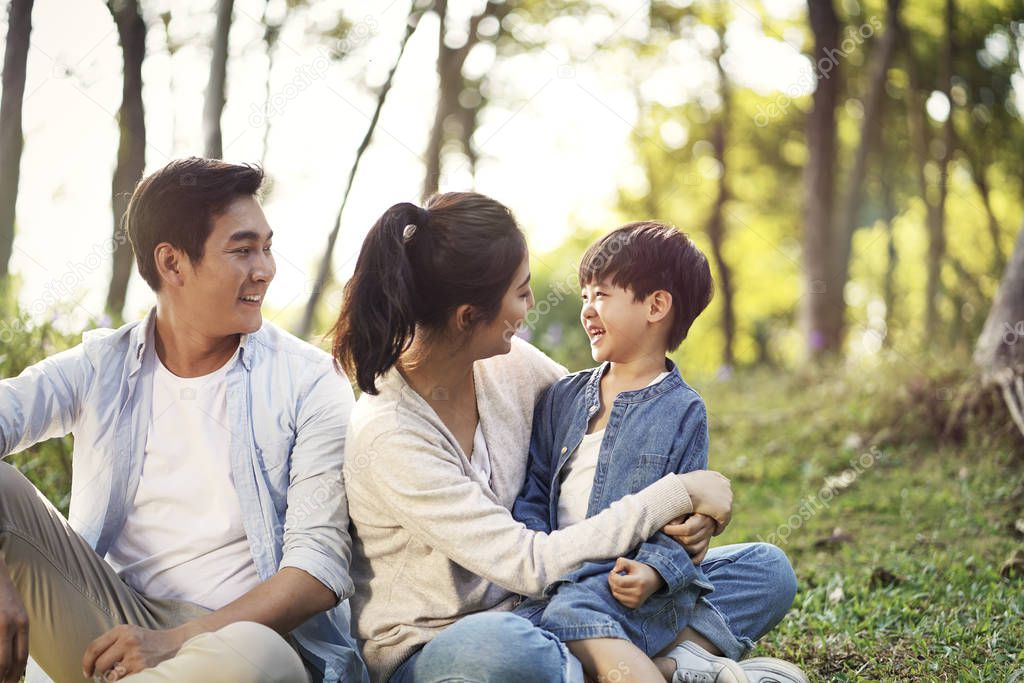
top-left (390, 542), bottom-right (797, 683)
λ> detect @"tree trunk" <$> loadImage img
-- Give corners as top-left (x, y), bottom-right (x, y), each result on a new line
top-left (422, 0), bottom-right (505, 199)
top-left (974, 223), bottom-right (1024, 437)
top-left (707, 15), bottom-right (735, 368)
top-left (882, 174), bottom-right (897, 347)
top-left (801, 0), bottom-right (842, 358)
top-left (297, 6), bottom-right (423, 339)
top-left (105, 0), bottom-right (147, 319)
top-left (160, 12), bottom-right (181, 153)
top-left (258, 0), bottom-right (285, 167)
top-left (907, 0), bottom-right (956, 339)
top-left (0, 0), bottom-right (33, 280)
top-left (965, 153), bottom-right (1006, 274)
top-left (204, 0), bottom-right (233, 159)
top-left (834, 0), bottom-right (899, 326)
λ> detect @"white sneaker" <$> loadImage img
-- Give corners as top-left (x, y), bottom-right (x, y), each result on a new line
top-left (739, 656), bottom-right (810, 683)
top-left (664, 641), bottom-right (747, 683)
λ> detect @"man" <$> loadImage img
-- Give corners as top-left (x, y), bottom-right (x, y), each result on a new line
top-left (0, 158), bottom-right (367, 683)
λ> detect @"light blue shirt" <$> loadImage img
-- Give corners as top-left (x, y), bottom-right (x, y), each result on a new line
top-left (0, 309), bottom-right (368, 682)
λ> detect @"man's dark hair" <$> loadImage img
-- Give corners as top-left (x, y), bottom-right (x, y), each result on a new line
top-left (578, 221), bottom-right (714, 350)
top-left (125, 157), bottom-right (265, 291)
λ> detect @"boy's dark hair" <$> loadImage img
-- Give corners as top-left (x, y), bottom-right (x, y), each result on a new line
top-left (578, 221), bottom-right (713, 350)
top-left (125, 157), bottom-right (265, 291)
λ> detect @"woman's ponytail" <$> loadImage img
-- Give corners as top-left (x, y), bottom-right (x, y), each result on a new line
top-left (332, 202), bottom-right (426, 395)
top-left (332, 192), bottom-right (526, 395)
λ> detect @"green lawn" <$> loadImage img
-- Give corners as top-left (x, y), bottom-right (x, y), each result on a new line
top-left (700, 355), bottom-right (1024, 682)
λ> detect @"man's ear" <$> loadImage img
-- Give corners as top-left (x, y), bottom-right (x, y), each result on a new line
top-left (154, 243), bottom-right (186, 288)
top-left (647, 290), bottom-right (673, 324)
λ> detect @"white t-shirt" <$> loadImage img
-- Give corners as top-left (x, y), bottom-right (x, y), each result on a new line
top-left (469, 423), bottom-right (492, 483)
top-left (557, 370), bottom-right (670, 529)
top-left (105, 348), bottom-right (262, 610)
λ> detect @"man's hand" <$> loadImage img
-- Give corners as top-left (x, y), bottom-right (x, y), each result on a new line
top-left (663, 513), bottom-right (716, 564)
top-left (0, 563), bottom-right (28, 683)
top-left (82, 624), bottom-right (195, 681)
top-left (608, 557), bottom-right (664, 609)
top-left (678, 470), bottom-right (732, 532)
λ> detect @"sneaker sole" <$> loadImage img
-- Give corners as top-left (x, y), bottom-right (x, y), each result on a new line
top-left (740, 656), bottom-right (810, 683)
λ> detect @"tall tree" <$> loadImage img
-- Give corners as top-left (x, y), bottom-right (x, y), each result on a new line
top-left (800, 0), bottom-right (842, 357)
top-left (707, 8), bottom-right (735, 368)
top-left (105, 0), bottom-right (147, 318)
top-left (975, 223), bottom-right (1024, 438)
top-left (0, 0), bottom-right (33, 280)
top-left (422, 0), bottom-right (508, 199)
top-left (903, 0), bottom-right (955, 339)
top-left (833, 0), bottom-right (900, 321)
top-left (204, 0), bottom-right (233, 159)
top-left (298, 4), bottom-right (424, 339)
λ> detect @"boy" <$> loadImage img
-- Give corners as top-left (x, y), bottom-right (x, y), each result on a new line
top-left (513, 222), bottom-right (744, 683)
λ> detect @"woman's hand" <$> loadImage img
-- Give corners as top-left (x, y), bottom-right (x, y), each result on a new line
top-left (678, 470), bottom-right (732, 533)
top-left (662, 513), bottom-right (716, 564)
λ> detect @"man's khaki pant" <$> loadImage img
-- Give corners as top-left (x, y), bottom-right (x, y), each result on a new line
top-left (0, 462), bottom-right (311, 683)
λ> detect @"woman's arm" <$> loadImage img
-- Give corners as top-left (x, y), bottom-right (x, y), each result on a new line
top-left (358, 428), bottom-right (730, 598)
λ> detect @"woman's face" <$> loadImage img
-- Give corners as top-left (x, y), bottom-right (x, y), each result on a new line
top-left (470, 253), bottom-right (534, 360)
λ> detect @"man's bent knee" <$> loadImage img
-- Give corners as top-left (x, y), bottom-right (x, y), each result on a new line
top-left (149, 621), bottom-right (308, 683)
top-left (0, 462), bottom-right (39, 537)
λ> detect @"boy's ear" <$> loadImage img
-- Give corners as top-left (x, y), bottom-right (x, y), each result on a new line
top-left (647, 290), bottom-right (673, 323)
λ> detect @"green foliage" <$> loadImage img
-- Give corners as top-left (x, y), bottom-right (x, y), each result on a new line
top-left (0, 282), bottom-right (90, 515)
top-left (700, 351), bottom-right (1024, 680)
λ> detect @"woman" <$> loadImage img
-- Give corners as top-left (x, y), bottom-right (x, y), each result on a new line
top-left (334, 193), bottom-right (800, 683)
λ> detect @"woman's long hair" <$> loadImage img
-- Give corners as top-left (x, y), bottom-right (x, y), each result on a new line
top-left (331, 192), bottom-right (526, 395)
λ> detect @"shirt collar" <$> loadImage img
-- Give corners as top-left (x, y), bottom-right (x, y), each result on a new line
top-left (129, 307), bottom-right (259, 373)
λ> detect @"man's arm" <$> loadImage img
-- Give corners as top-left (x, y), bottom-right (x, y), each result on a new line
top-left (0, 346), bottom-right (91, 682)
top-left (0, 344), bottom-right (92, 458)
top-left (84, 357), bottom-right (357, 679)
top-left (511, 386), bottom-right (558, 534)
top-left (81, 568), bottom-right (335, 680)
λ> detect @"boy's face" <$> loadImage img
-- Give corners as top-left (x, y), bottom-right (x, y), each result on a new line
top-left (580, 279), bottom-right (656, 363)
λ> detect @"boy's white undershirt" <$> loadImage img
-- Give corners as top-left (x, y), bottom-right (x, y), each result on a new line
top-left (105, 348), bottom-right (262, 610)
top-left (557, 371), bottom-right (670, 529)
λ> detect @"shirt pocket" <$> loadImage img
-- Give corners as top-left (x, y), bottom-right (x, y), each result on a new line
top-left (627, 452), bottom-right (671, 494)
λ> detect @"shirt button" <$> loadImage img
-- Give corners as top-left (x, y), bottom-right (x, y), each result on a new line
top-left (561, 446), bottom-right (568, 454)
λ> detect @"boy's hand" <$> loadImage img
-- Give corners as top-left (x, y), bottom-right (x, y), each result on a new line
top-left (663, 514), bottom-right (716, 564)
top-left (608, 557), bottom-right (664, 609)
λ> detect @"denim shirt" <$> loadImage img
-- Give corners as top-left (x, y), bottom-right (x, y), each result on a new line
top-left (0, 310), bottom-right (368, 683)
top-left (513, 359), bottom-right (713, 595)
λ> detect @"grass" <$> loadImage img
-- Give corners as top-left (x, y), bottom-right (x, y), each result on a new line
top-left (5, 306), bottom-right (1022, 681)
top-left (701, 352), bottom-right (1024, 682)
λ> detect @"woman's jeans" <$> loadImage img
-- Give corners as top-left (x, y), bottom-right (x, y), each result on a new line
top-left (390, 542), bottom-right (798, 683)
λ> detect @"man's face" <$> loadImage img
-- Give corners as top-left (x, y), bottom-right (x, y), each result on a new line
top-left (178, 195), bottom-right (276, 336)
